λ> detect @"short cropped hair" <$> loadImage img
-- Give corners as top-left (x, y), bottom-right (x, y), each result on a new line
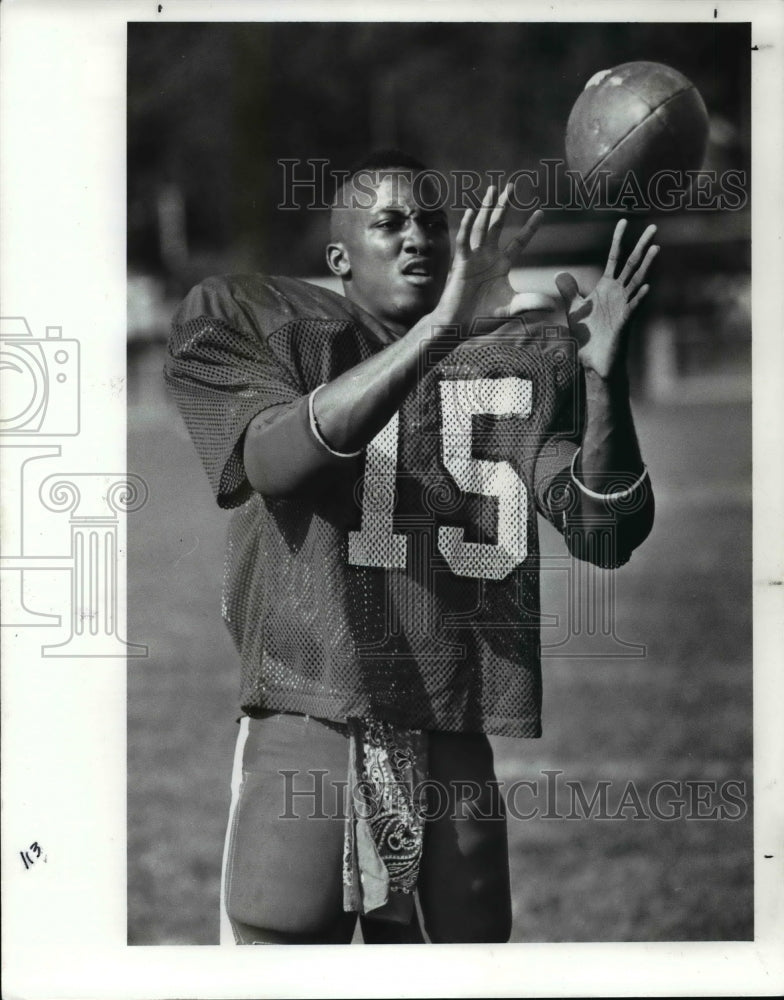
top-left (330, 149), bottom-right (431, 236)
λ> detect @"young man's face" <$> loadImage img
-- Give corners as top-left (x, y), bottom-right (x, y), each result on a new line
top-left (328, 170), bottom-right (452, 336)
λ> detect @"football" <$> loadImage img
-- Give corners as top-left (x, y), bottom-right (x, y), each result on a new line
top-left (565, 61), bottom-right (709, 201)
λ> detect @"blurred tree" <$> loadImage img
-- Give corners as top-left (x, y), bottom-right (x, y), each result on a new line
top-left (128, 22), bottom-right (749, 285)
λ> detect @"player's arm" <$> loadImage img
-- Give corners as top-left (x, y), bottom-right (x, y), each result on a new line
top-left (552, 220), bottom-right (658, 565)
top-left (245, 187), bottom-right (553, 497)
top-left (241, 308), bottom-right (450, 496)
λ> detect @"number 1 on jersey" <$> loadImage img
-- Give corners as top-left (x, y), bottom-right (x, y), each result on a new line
top-left (347, 412), bottom-right (408, 569)
top-left (348, 377), bottom-right (533, 580)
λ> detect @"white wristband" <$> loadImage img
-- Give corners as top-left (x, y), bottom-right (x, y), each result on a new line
top-left (308, 384), bottom-right (364, 458)
top-left (570, 447), bottom-right (648, 501)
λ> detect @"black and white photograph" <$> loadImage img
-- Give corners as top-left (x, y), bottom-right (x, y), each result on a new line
top-left (3, 1), bottom-right (784, 997)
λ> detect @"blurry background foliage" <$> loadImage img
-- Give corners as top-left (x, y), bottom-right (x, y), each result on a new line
top-left (128, 21), bottom-right (750, 401)
top-left (128, 22), bottom-right (750, 282)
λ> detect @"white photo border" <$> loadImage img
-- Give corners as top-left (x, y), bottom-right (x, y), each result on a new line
top-left (1, 1), bottom-right (782, 997)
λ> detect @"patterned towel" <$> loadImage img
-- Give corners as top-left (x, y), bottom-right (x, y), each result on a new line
top-left (342, 717), bottom-right (428, 923)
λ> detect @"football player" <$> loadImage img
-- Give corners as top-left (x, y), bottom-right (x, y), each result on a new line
top-left (165, 151), bottom-right (657, 944)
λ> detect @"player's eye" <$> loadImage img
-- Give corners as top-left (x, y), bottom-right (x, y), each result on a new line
top-left (374, 217), bottom-right (399, 231)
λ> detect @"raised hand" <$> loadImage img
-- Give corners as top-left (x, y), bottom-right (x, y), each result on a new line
top-left (438, 185), bottom-right (556, 331)
top-left (555, 220), bottom-right (659, 380)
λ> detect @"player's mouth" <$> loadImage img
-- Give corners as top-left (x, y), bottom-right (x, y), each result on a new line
top-left (401, 258), bottom-right (435, 284)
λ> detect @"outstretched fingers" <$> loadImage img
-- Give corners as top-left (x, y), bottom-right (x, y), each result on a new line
top-left (603, 218), bottom-right (628, 278)
top-left (619, 224), bottom-right (658, 285)
top-left (485, 184), bottom-right (511, 246)
top-left (627, 283), bottom-right (650, 312)
top-left (502, 208), bottom-right (545, 264)
top-left (457, 189), bottom-right (544, 261)
top-left (625, 243), bottom-right (659, 295)
top-left (470, 185), bottom-right (498, 250)
top-left (455, 207), bottom-right (477, 257)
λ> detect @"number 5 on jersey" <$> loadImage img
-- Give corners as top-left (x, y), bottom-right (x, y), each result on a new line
top-left (348, 377), bottom-right (533, 581)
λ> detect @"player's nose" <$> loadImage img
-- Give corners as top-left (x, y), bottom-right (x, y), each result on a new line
top-left (402, 218), bottom-right (432, 253)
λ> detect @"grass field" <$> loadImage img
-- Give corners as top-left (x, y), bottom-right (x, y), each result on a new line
top-left (127, 344), bottom-right (752, 944)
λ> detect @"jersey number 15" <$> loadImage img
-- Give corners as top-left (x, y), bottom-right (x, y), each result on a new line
top-left (348, 377), bottom-right (533, 581)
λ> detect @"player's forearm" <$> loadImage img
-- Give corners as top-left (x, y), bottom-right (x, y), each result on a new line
top-left (566, 369), bottom-right (654, 565)
top-left (310, 308), bottom-right (451, 453)
top-left (243, 308), bottom-right (449, 497)
top-left (577, 370), bottom-right (645, 488)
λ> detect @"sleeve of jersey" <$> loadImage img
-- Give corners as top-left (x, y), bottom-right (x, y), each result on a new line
top-left (532, 371), bottom-right (654, 569)
top-left (531, 371), bottom-right (582, 536)
top-left (164, 278), bottom-right (310, 509)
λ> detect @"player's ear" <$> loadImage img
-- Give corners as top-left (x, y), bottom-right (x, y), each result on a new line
top-left (326, 241), bottom-right (351, 278)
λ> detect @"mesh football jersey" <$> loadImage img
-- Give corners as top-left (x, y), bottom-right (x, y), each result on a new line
top-left (166, 274), bottom-right (582, 738)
